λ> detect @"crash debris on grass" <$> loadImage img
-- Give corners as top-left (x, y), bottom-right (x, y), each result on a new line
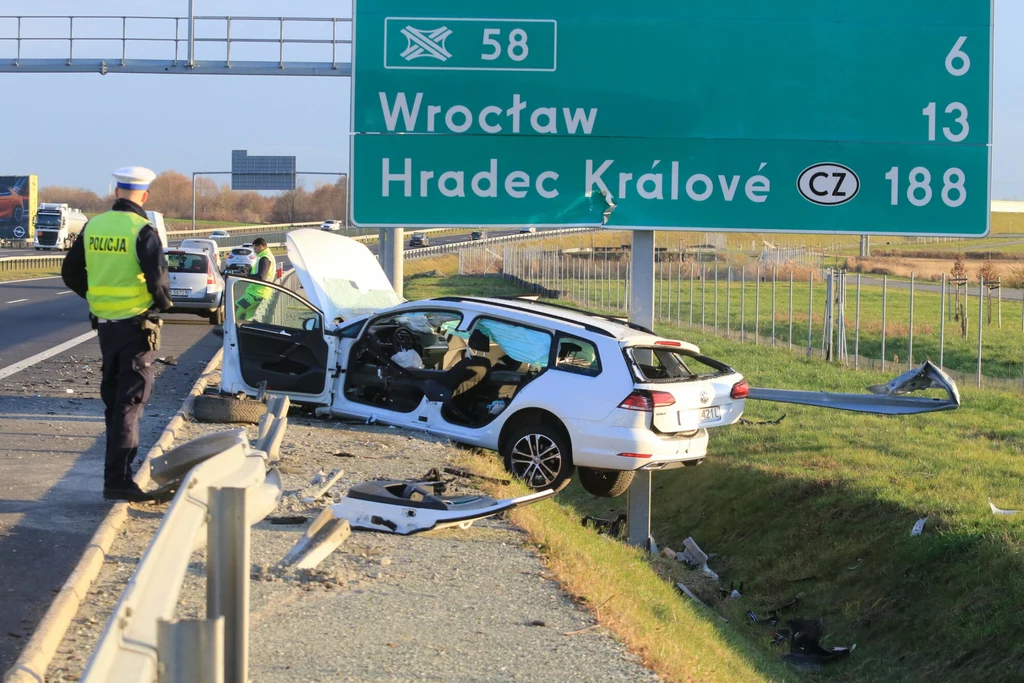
top-left (988, 497), bottom-right (1019, 516)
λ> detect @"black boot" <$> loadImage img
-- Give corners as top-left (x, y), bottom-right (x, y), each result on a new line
top-left (103, 480), bottom-right (156, 502)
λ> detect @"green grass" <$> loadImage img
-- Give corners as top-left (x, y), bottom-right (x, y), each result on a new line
top-left (413, 273), bottom-right (1024, 682)
top-left (559, 327), bottom-right (1024, 683)
top-left (0, 269), bottom-right (61, 282)
top-left (404, 273), bottom-right (524, 300)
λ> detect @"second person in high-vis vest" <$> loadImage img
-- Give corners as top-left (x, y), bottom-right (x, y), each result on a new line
top-left (61, 166), bottom-right (171, 503)
top-left (234, 237), bottom-right (276, 321)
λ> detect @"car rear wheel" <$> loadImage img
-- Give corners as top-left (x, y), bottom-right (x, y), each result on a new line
top-left (501, 423), bottom-right (574, 492)
top-left (209, 306), bottom-right (225, 326)
top-left (577, 467), bottom-right (635, 498)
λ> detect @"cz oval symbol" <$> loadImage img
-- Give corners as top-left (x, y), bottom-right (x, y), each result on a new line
top-left (797, 163), bottom-right (860, 206)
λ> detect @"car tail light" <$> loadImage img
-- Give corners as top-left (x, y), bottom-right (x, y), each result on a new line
top-left (655, 340), bottom-right (682, 347)
top-left (731, 380), bottom-right (749, 399)
top-left (618, 390), bottom-right (675, 411)
top-left (617, 452), bottom-right (653, 459)
top-left (207, 262), bottom-right (216, 286)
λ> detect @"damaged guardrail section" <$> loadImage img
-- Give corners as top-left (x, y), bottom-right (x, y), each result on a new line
top-left (79, 397), bottom-right (290, 683)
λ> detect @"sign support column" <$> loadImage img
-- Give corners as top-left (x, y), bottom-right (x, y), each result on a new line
top-left (388, 227), bottom-right (404, 297)
top-left (626, 230), bottom-right (656, 548)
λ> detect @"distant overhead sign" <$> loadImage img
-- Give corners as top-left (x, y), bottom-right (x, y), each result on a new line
top-left (350, 0), bottom-right (993, 237)
top-left (231, 150), bottom-right (297, 191)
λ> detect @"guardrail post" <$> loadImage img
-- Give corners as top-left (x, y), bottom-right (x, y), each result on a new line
top-left (158, 617), bottom-right (224, 683)
top-left (207, 487), bottom-right (249, 683)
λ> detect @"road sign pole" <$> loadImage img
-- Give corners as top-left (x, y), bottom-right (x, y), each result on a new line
top-left (388, 228), bottom-right (404, 297)
top-left (626, 230), bottom-right (656, 548)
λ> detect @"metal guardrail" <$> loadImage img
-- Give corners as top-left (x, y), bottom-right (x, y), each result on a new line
top-left (405, 227), bottom-right (596, 260)
top-left (0, 15), bottom-right (352, 76)
top-left (0, 255), bottom-right (63, 273)
top-left (80, 397), bottom-right (289, 683)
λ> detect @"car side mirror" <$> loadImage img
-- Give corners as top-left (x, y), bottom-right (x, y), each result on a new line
top-left (303, 318), bottom-right (317, 331)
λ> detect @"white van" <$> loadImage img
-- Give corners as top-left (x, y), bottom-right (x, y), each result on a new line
top-left (180, 238), bottom-right (222, 270)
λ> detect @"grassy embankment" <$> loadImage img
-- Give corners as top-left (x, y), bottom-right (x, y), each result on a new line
top-left (408, 272), bottom-right (1024, 683)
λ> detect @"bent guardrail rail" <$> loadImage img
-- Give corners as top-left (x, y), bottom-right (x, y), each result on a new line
top-left (79, 419), bottom-right (286, 683)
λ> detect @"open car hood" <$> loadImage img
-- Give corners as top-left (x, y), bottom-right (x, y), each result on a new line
top-left (747, 361), bottom-right (961, 415)
top-left (286, 229), bottom-right (404, 323)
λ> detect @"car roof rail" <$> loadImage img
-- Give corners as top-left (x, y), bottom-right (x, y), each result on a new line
top-left (490, 296), bottom-right (657, 335)
top-left (432, 296), bottom-right (644, 338)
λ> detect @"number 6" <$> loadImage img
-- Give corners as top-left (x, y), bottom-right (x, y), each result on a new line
top-left (946, 36), bottom-right (970, 77)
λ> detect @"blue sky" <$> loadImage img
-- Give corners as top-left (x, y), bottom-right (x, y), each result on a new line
top-left (2, 1), bottom-right (1021, 200)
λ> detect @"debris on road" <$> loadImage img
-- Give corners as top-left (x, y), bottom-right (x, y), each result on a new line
top-left (581, 513), bottom-right (626, 537)
top-left (331, 480), bottom-right (555, 535)
top-left (911, 517), bottom-right (928, 536)
top-left (281, 507), bottom-right (352, 570)
top-left (989, 497), bottom-right (1019, 516)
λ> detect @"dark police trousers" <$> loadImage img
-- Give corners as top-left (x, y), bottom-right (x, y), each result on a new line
top-left (98, 320), bottom-right (158, 486)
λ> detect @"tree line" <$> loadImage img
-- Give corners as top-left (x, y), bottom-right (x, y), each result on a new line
top-left (39, 170), bottom-right (348, 224)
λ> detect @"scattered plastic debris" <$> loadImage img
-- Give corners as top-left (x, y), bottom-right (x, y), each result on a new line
top-left (647, 537), bottom-right (659, 556)
top-left (730, 589), bottom-right (742, 599)
top-left (280, 507), bottom-right (351, 570)
top-left (739, 414), bottom-right (787, 426)
top-left (911, 517), bottom-right (928, 536)
top-left (675, 583), bottom-right (727, 622)
top-left (581, 513), bottom-right (626, 537)
top-left (989, 498), bottom-right (1019, 516)
top-left (678, 537), bottom-right (719, 581)
top-left (780, 618), bottom-right (855, 669)
top-left (660, 546), bottom-right (677, 560)
top-left (64, 389), bottom-right (74, 394)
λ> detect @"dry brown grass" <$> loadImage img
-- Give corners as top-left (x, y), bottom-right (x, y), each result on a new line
top-left (844, 256), bottom-right (1023, 283)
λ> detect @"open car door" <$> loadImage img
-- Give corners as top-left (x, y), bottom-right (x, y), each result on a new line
top-left (220, 277), bottom-right (336, 406)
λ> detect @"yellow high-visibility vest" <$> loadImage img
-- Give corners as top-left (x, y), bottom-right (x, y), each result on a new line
top-left (84, 211), bottom-right (153, 320)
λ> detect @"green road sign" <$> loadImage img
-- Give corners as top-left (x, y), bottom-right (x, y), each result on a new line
top-left (350, 1), bottom-right (993, 236)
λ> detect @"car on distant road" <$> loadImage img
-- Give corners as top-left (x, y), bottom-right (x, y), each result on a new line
top-left (164, 248), bottom-right (225, 325)
top-left (519, 226), bottom-right (537, 234)
top-left (408, 232), bottom-right (430, 248)
top-left (219, 230), bottom-right (749, 498)
top-left (321, 220), bottom-right (343, 232)
top-left (222, 246), bottom-right (257, 276)
top-left (471, 231), bottom-right (484, 240)
top-left (209, 229), bottom-right (231, 240)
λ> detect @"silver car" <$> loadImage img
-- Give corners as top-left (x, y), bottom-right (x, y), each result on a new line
top-left (165, 249), bottom-right (225, 325)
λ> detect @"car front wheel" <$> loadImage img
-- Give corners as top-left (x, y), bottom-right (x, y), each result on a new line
top-left (577, 467), bottom-right (635, 498)
top-left (502, 423), bottom-right (574, 492)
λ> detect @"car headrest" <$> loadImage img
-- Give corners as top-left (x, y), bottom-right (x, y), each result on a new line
top-left (468, 329), bottom-right (490, 353)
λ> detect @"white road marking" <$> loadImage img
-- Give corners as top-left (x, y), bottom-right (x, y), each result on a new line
top-left (0, 276), bottom-right (64, 285)
top-left (0, 331), bottom-right (98, 381)
top-left (57, 290), bottom-right (74, 295)
top-left (5, 299), bottom-right (28, 304)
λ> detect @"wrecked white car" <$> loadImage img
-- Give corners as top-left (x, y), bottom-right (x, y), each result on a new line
top-left (220, 230), bottom-right (749, 498)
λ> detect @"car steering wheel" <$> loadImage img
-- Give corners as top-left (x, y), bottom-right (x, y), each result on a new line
top-left (393, 327), bottom-right (421, 355)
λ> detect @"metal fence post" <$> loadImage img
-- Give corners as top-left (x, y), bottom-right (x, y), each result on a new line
top-left (807, 271), bottom-right (813, 358)
top-left (676, 261), bottom-right (681, 323)
top-left (771, 266), bottom-right (777, 346)
top-left (714, 264), bottom-right (719, 334)
top-left (855, 273), bottom-right (861, 369)
top-left (688, 262), bottom-right (694, 328)
top-left (881, 275), bottom-right (887, 371)
top-left (908, 273), bottom-right (915, 366)
top-left (208, 487), bottom-right (250, 683)
top-left (754, 266), bottom-right (761, 344)
top-left (977, 276), bottom-right (984, 388)
top-left (789, 272), bottom-right (793, 350)
top-left (940, 273), bottom-right (946, 369)
top-left (158, 618), bottom-right (224, 683)
top-left (741, 266), bottom-right (746, 341)
top-left (701, 264), bottom-right (707, 331)
top-left (726, 267), bottom-right (732, 338)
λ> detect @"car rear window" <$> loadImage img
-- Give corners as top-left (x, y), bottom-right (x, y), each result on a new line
top-left (231, 248), bottom-right (252, 256)
top-left (166, 253), bottom-right (209, 274)
top-left (626, 347), bottom-right (732, 382)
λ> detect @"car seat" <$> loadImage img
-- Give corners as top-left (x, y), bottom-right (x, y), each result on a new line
top-left (437, 330), bottom-right (492, 397)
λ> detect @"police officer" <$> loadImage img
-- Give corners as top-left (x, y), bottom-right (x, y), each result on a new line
top-left (234, 237), bottom-right (276, 321)
top-left (62, 167), bottom-right (171, 502)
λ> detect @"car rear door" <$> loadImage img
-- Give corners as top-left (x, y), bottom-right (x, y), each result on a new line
top-left (624, 343), bottom-right (746, 433)
top-left (220, 277), bottom-right (336, 405)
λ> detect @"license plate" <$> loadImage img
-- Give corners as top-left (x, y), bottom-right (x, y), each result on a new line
top-left (698, 406), bottom-right (721, 422)
top-left (171, 289), bottom-right (190, 297)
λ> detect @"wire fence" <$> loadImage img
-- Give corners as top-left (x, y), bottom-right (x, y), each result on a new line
top-left (479, 243), bottom-right (1024, 393)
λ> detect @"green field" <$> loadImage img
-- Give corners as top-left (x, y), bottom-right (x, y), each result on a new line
top-left (406, 272), bottom-right (1024, 682)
